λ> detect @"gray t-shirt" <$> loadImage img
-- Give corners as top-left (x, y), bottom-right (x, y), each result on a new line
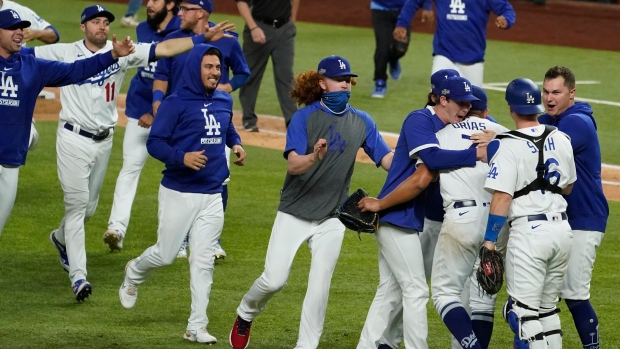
top-left (278, 102), bottom-right (390, 221)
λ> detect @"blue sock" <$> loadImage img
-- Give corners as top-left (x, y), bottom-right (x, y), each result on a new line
top-left (471, 313), bottom-right (494, 348)
top-left (565, 299), bottom-right (599, 348)
top-left (441, 303), bottom-right (482, 349)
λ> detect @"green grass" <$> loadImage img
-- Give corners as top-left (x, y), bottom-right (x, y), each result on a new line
top-left (3, 1), bottom-right (619, 348)
top-left (17, 0), bottom-right (620, 163)
top-left (2, 122), bottom-right (620, 348)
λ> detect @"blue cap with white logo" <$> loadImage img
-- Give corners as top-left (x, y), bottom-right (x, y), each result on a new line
top-left (439, 76), bottom-right (480, 102)
top-left (183, 0), bottom-right (213, 13)
top-left (0, 9), bottom-right (31, 29)
top-left (81, 5), bottom-right (115, 24)
top-left (317, 55), bottom-right (358, 78)
top-left (470, 85), bottom-right (488, 111)
top-left (430, 69), bottom-right (460, 95)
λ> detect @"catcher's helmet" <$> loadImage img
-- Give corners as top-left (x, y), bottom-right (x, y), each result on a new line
top-left (505, 78), bottom-right (544, 115)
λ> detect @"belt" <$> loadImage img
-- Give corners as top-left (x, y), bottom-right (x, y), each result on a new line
top-left (64, 123), bottom-right (113, 141)
top-left (256, 18), bottom-right (289, 28)
top-left (509, 212), bottom-right (567, 227)
top-left (453, 200), bottom-right (489, 209)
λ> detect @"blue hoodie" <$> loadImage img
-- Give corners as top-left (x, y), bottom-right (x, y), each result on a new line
top-left (539, 102), bottom-right (609, 232)
top-left (147, 44), bottom-right (242, 194)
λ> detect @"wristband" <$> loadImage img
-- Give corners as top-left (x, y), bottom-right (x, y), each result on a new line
top-left (484, 214), bottom-right (507, 242)
top-left (192, 34), bottom-right (207, 45)
top-left (250, 26), bottom-right (258, 31)
top-left (153, 90), bottom-right (165, 103)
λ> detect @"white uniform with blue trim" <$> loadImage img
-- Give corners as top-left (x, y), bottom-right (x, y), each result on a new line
top-left (484, 125), bottom-right (576, 348)
top-left (34, 41), bottom-right (151, 286)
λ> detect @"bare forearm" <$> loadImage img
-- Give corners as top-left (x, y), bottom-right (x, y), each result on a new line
top-left (35, 29), bottom-right (59, 44)
top-left (378, 166), bottom-right (434, 209)
top-left (489, 191), bottom-right (512, 216)
top-left (154, 37), bottom-right (194, 58)
top-left (237, 1), bottom-right (258, 28)
top-left (287, 153), bottom-right (318, 175)
top-left (291, 0), bottom-right (300, 22)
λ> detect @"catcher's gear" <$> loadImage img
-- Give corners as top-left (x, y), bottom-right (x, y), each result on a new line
top-left (477, 246), bottom-right (504, 295)
top-left (335, 188), bottom-right (379, 234)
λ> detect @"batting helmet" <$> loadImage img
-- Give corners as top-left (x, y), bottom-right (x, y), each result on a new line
top-left (505, 78), bottom-right (544, 114)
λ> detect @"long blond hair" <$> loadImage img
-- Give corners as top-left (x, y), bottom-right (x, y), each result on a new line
top-left (290, 71), bottom-right (357, 106)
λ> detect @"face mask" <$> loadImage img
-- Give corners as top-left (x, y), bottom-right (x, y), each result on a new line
top-left (321, 91), bottom-right (351, 114)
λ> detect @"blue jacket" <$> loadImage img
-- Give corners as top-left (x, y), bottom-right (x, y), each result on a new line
top-left (147, 44), bottom-right (242, 194)
top-left (125, 16), bottom-right (181, 120)
top-left (154, 24), bottom-right (250, 95)
top-left (539, 103), bottom-right (609, 232)
top-left (0, 51), bottom-right (117, 166)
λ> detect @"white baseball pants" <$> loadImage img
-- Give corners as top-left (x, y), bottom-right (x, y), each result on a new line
top-left (107, 117), bottom-right (150, 235)
top-left (0, 165), bottom-right (19, 236)
top-left (53, 124), bottom-right (113, 284)
top-left (432, 55), bottom-right (484, 87)
top-left (561, 229), bottom-right (603, 300)
top-left (126, 185), bottom-right (223, 331)
top-left (236, 211), bottom-right (345, 349)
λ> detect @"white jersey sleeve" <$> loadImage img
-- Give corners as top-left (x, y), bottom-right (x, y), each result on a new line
top-left (121, 42), bottom-right (152, 69)
top-left (33, 43), bottom-right (70, 61)
top-left (484, 125), bottom-right (576, 219)
top-left (435, 117), bottom-right (509, 207)
top-left (1, 0), bottom-right (53, 32)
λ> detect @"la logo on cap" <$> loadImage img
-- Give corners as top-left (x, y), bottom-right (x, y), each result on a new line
top-left (463, 82), bottom-right (471, 92)
top-left (338, 60), bottom-right (346, 70)
top-left (11, 10), bottom-right (18, 19)
top-left (97, 5), bottom-right (104, 12)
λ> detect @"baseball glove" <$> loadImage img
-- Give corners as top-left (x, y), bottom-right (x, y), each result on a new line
top-left (335, 188), bottom-right (379, 234)
top-left (476, 246), bottom-right (504, 295)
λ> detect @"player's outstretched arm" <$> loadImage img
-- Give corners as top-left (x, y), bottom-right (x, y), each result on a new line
top-left (358, 164), bottom-right (436, 212)
top-left (204, 21), bottom-right (236, 42)
top-left (153, 21), bottom-right (235, 59)
top-left (111, 34), bottom-right (136, 59)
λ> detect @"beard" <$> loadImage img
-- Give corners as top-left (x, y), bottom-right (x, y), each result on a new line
top-left (147, 7), bottom-right (168, 28)
top-left (86, 31), bottom-right (108, 48)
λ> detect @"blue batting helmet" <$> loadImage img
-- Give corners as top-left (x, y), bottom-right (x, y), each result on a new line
top-left (505, 78), bottom-right (544, 114)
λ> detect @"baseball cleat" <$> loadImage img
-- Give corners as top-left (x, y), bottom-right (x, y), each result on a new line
top-left (371, 80), bottom-right (386, 98)
top-left (72, 279), bottom-right (92, 302)
top-left (177, 235), bottom-right (189, 258)
top-left (230, 315), bottom-right (253, 349)
top-left (103, 229), bottom-right (123, 252)
top-left (49, 230), bottom-right (69, 272)
top-left (389, 61), bottom-right (402, 80)
top-left (119, 259), bottom-right (138, 309)
top-left (120, 14), bottom-right (139, 28)
top-left (214, 243), bottom-right (226, 260)
top-left (184, 327), bottom-right (217, 344)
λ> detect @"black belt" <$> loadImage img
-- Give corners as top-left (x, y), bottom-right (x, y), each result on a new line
top-left (526, 213), bottom-right (567, 222)
top-left (256, 18), bottom-right (289, 28)
top-left (453, 200), bottom-right (477, 209)
top-left (64, 123), bottom-right (112, 141)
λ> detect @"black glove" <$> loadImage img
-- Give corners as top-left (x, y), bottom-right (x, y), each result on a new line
top-left (476, 246), bottom-right (504, 295)
top-left (335, 188), bottom-right (379, 234)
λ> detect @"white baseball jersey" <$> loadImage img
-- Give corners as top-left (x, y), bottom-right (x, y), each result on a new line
top-left (484, 125), bottom-right (577, 218)
top-left (33, 41), bottom-right (152, 132)
top-left (433, 117), bottom-right (509, 207)
top-left (1, 0), bottom-right (54, 33)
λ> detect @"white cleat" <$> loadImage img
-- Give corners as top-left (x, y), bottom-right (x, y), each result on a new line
top-left (184, 327), bottom-right (217, 344)
top-left (214, 243), bottom-right (226, 260)
top-left (103, 229), bottom-right (123, 252)
top-left (120, 14), bottom-right (139, 28)
top-left (177, 239), bottom-right (188, 259)
top-left (119, 259), bottom-right (138, 309)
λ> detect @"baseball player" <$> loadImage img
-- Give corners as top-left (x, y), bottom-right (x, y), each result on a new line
top-left (483, 78), bottom-right (576, 349)
top-left (28, 4), bottom-right (234, 302)
top-left (1, 0), bottom-right (61, 150)
top-left (103, 0), bottom-right (181, 252)
top-left (119, 44), bottom-right (246, 345)
top-left (229, 56), bottom-right (393, 349)
top-left (539, 66), bottom-right (608, 349)
top-left (0, 9), bottom-right (135, 237)
top-left (356, 76), bottom-right (489, 349)
top-left (394, 0), bottom-right (515, 86)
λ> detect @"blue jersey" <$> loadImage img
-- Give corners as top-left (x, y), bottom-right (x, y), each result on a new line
top-left (125, 16), bottom-right (181, 120)
top-left (371, 0), bottom-right (431, 11)
top-left (539, 103), bottom-right (609, 232)
top-left (379, 107), bottom-right (476, 230)
top-left (0, 51), bottom-right (117, 166)
top-left (147, 44), bottom-right (242, 194)
top-left (154, 25), bottom-right (250, 95)
top-left (397, 0), bottom-right (516, 64)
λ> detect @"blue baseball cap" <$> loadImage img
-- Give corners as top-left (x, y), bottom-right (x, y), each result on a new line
top-left (81, 5), bottom-right (115, 24)
top-left (317, 56), bottom-right (358, 78)
top-left (470, 85), bottom-right (488, 111)
top-left (183, 0), bottom-right (213, 13)
top-left (0, 9), bottom-right (31, 29)
top-left (430, 69), bottom-right (460, 95)
top-left (439, 76), bottom-right (480, 102)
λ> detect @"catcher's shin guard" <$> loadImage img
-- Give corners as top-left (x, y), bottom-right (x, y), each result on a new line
top-left (510, 298), bottom-right (547, 349)
top-left (539, 306), bottom-right (562, 349)
top-left (502, 297), bottom-right (530, 349)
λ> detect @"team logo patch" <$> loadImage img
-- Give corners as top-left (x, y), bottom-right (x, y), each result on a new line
top-left (442, 88), bottom-right (450, 95)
